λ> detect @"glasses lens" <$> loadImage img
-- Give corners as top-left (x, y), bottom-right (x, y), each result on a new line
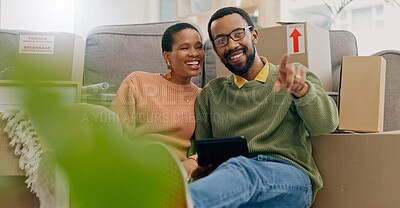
top-left (231, 29), bottom-right (245, 41)
top-left (214, 36), bottom-right (227, 47)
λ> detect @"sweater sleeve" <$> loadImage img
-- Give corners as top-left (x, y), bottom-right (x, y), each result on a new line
top-left (293, 68), bottom-right (339, 136)
top-left (110, 76), bottom-right (137, 136)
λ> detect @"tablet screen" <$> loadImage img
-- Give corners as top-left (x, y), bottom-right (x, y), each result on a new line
top-left (195, 136), bottom-right (249, 166)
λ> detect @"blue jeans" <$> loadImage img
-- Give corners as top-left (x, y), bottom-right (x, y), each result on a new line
top-left (189, 155), bottom-right (312, 208)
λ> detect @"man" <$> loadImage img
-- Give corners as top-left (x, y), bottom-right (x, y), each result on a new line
top-left (188, 7), bottom-right (339, 207)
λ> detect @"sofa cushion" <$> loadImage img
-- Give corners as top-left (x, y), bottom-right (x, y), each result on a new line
top-left (329, 30), bottom-right (358, 93)
top-left (202, 39), bottom-right (217, 86)
top-left (84, 22), bottom-right (178, 93)
top-left (329, 30), bottom-right (358, 71)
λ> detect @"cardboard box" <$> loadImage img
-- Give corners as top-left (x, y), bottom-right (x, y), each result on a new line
top-left (14, 32), bottom-right (84, 83)
top-left (258, 22), bottom-right (332, 91)
top-left (338, 56), bottom-right (386, 132)
top-left (311, 131), bottom-right (400, 207)
top-left (216, 22), bottom-right (332, 91)
top-left (0, 80), bottom-right (81, 112)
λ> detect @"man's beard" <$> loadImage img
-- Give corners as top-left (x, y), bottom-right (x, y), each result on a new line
top-left (222, 43), bottom-right (256, 76)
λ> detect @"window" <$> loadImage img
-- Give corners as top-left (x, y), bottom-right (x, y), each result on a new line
top-left (374, 5), bottom-right (385, 29)
top-left (160, 0), bottom-right (176, 21)
top-left (280, 0), bottom-right (400, 55)
top-left (352, 7), bottom-right (372, 30)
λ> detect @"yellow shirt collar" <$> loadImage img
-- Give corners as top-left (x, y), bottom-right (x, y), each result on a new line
top-left (233, 56), bottom-right (269, 88)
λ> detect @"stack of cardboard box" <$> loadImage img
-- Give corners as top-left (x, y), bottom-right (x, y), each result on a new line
top-left (311, 55), bottom-right (400, 207)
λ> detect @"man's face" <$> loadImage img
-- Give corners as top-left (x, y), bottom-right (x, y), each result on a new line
top-left (210, 13), bottom-right (256, 76)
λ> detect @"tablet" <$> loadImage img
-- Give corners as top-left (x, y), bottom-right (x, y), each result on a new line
top-left (195, 136), bottom-right (249, 166)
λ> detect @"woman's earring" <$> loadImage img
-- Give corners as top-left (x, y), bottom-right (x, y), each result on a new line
top-left (165, 69), bottom-right (172, 79)
top-left (165, 61), bottom-right (172, 79)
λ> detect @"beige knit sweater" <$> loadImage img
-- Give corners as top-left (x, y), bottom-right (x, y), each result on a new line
top-left (110, 71), bottom-right (201, 160)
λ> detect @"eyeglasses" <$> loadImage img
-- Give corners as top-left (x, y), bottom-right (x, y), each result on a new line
top-left (213, 26), bottom-right (253, 48)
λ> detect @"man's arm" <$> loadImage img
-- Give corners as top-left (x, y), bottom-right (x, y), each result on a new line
top-left (294, 71), bottom-right (339, 135)
top-left (273, 53), bottom-right (339, 135)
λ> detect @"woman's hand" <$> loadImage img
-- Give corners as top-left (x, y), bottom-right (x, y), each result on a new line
top-left (182, 158), bottom-right (199, 179)
top-left (190, 164), bottom-right (215, 182)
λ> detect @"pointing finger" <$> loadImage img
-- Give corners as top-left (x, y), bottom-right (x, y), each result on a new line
top-left (285, 64), bottom-right (295, 91)
top-left (279, 53), bottom-right (290, 73)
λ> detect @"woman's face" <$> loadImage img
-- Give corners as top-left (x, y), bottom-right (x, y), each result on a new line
top-left (165, 28), bottom-right (204, 85)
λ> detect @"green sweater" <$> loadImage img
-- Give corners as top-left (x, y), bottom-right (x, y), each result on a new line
top-left (193, 63), bottom-right (339, 201)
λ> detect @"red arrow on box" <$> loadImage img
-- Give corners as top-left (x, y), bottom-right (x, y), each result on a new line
top-left (290, 28), bottom-right (302, 53)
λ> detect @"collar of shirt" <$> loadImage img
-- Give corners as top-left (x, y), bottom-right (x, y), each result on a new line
top-left (233, 56), bottom-right (269, 88)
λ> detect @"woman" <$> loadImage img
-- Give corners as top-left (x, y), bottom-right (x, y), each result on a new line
top-left (110, 22), bottom-right (203, 177)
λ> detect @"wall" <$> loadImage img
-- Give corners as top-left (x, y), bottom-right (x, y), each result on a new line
top-left (75, 0), bottom-right (160, 38)
top-left (0, 0), bottom-right (75, 33)
top-left (0, 0), bottom-right (160, 38)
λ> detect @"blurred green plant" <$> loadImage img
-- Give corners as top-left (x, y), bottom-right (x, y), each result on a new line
top-left (14, 69), bottom-right (188, 207)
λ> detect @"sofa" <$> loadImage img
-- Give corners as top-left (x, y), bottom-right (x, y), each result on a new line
top-left (81, 24), bottom-right (400, 132)
top-left (1, 24), bottom-right (398, 128)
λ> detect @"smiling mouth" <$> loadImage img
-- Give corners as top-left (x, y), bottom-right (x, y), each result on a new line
top-left (225, 47), bottom-right (247, 62)
top-left (185, 61), bottom-right (201, 70)
top-left (229, 53), bottom-right (243, 61)
top-left (186, 61), bottom-right (200, 66)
